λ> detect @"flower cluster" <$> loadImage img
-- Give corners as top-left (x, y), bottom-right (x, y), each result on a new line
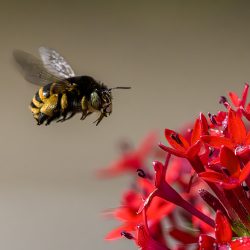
top-left (101, 84), bottom-right (250, 249)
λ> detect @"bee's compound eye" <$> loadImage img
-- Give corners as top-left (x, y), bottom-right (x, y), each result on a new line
top-left (91, 91), bottom-right (101, 109)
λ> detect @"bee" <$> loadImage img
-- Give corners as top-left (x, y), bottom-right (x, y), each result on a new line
top-left (13, 47), bottom-right (131, 126)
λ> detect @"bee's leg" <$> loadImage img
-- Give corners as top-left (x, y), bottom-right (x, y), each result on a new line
top-left (33, 114), bottom-right (39, 123)
top-left (37, 113), bottom-right (48, 125)
top-left (81, 111), bottom-right (92, 120)
top-left (45, 118), bottom-right (52, 126)
top-left (63, 112), bottom-right (76, 121)
top-left (80, 96), bottom-right (89, 120)
top-left (56, 112), bottom-right (68, 122)
top-left (57, 112), bottom-right (77, 122)
top-left (57, 93), bottom-right (69, 122)
top-left (56, 116), bottom-right (65, 123)
top-left (94, 112), bottom-right (105, 126)
top-left (80, 110), bottom-right (87, 120)
top-left (45, 115), bottom-right (58, 126)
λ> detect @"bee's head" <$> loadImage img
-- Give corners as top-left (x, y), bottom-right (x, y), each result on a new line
top-left (91, 85), bottom-right (130, 115)
top-left (101, 86), bottom-right (131, 115)
top-left (100, 89), bottom-right (112, 115)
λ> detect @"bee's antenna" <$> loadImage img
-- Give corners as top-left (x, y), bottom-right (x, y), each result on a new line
top-left (109, 87), bottom-right (131, 91)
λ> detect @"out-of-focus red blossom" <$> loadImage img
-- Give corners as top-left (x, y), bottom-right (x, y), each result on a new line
top-left (103, 84), bottom-right (250, 250)
top-left (199, 211), bottom-right (250, 250)
top-left (135, 224), bottom-right (169, 250)
top-left (144, 159), bottom-right (214, 228)
top-left (105, 178), bottom-right (174, 240)
top-left (97, 132), bottom-right (158, 177)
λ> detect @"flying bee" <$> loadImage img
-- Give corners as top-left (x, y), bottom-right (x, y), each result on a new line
top-left (13, 47), bottom-right (131, 126)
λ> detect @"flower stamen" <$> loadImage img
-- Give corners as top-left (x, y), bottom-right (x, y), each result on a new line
top-left (121, 231), bottom-right (134, 240)
top-left (170, 133), bottom-right (183, 146)
top-left (137, 169), bottom-right (146, 178)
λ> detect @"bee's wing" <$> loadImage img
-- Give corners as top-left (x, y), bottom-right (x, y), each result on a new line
top-left (13, 49), bottom-right (66, 86)
top-left (39, 47), bottom-right (75, 79)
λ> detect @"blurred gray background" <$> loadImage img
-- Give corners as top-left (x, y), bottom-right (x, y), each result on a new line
top-left (0, 0), bottom-right (250, 249)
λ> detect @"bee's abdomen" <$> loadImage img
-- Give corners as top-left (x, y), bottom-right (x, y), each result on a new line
top-left (29, 101), bottom-right (40, 116)
top-left (29, 84), bottom-right (54, 120)
top-left (29, 83), bottom-right (81, 125)
top-left (31, 91), bottom-right (42, 108)
top-left (31, 83), bottom-right (52, 105)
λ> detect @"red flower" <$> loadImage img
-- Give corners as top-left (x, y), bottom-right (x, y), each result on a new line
top-left (202, 109), bottom-right (250, 161)
top-left (135, 224), bottom-right (169, 250)
top-left (199, 211), bottom-right (250, 250)
top-left (199, 146), bottom-right (250, 189)
top-left (139, 156), bottom-right (215, 229)
top-left (98, 132), bottom-right (158, 177)
top-left (103, 85), bottom-right (250, 250)
top-left (159, 114), bottom-right (208, 160)
top-left (105, 178), bottom-right (172, 240)
top-left (229, 83), bottom-right (249, 109)
top-left (229, 82), bottom-right (250, 120)
top-left (159, 114), bottom-right (209, 174)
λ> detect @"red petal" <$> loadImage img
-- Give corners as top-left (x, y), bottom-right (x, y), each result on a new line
top-left (245, 132), bottom-right (250, 144)
top-left (97, 154), bottom-right (142, 178)
top-left (214, 111), bottom-right (227, 126)
top-left (113, 207), bottom-right (134, 221)
top-left (199, 171), bottom-right (240, 189)
top-left (202, 135), bottom-right (234, 149)
top-left (165, 129), bottom-right (189, 152)
top-left (137, 190), bottom-right (156, 214)
top-left (199, 171), bottom-right (226, 182)
top-left (153, 161), bottom-right (164, 188)
top-left (229, 91), bottom-right (241, 107)
top-left (105, 224), bottom-right (133, 240)
top-left (228, 109), bottom-right (247, 144)
top-left (208, 156), bottom-right (220, 167)
top-left (215, 210), bottom-right (232, 243)
top-left (236, 145), bottom-right (250, 161)
top-left (198, 234), bottom-right (216, 248)
top-left (241, 83), bottom-right (249, 107)
top-left (241, 106), bottom-right (250, 121)
top-left (138, 178), bottom-right (154, 195)
top-left (246, 103), bottom-right (250, 112)
top-left (220, 146), bottom-right (241, 178)
top-left (137, 132), bottom-right (158, 158)
top-left (191, 119), bottom-right (201, 145)
top-left (239, 161), bottom-right (250, 182)
top-left (187, 140), bottom-right (203, 159)
top-left (97, 160), bottom-right (127, 178)
top-left (230, 237), bottom-right (250, 250)
top-left (159, 143), bottom-right (186, 158)
top-left (136, 225), bottom-right (149, 248)
top-left (136, 225), bottom-right (168, 250)
top-left (200, 113), bottom-right (209, 135)
top-left (148, 197), bottom-right (175, 221)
